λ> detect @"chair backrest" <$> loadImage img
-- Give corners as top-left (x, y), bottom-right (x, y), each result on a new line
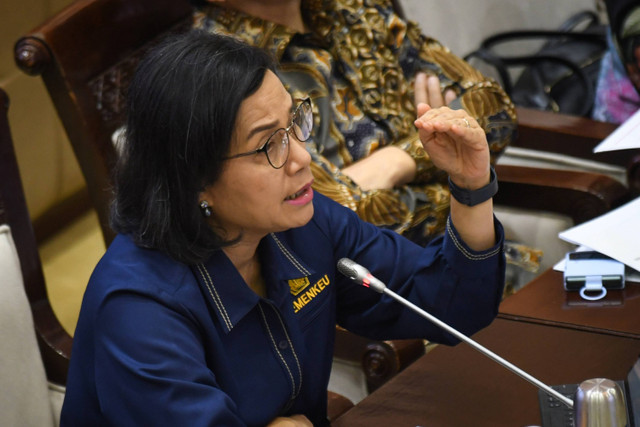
top-left (0, 87), bottom-right (70, 424)
top-left (14, 0), bottom-right (193, 246)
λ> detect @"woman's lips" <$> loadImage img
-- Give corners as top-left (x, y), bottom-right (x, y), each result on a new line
top-left (285, 181), bottom-right (314, 205)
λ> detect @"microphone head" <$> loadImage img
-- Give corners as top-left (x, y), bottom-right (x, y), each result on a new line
top-left (337, 258), bottom-right (385, 292)
top-left (337, 258), bottom-right (359, 280)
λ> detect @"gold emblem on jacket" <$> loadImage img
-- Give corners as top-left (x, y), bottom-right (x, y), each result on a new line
top-left (288, 277), bottom-right (311, 296)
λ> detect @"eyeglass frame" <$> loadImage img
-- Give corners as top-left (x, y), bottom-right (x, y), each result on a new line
top-left (223, 98), bottom-right (312, 169)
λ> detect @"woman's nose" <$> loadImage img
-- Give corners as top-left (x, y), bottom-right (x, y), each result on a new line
top-left (286, 136), bottom-right (311, 173)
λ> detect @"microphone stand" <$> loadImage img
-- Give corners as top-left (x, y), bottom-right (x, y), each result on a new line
top-left (338, 258), bottom-right (574, 409)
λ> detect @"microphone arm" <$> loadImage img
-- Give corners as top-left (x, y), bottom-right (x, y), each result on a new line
top-left (337, 258), bottom-right (574, 409)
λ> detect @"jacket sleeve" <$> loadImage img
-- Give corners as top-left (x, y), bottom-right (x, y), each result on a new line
top-left (313, 194), bottom-right (507, 345)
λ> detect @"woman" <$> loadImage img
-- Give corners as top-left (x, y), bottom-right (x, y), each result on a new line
top-left (61, 31), bottom-right (505, 426)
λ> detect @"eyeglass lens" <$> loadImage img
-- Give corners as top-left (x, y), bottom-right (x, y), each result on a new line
top-left (265, 129), bottom-right (289, 169)
top-left (292, 99), bottom-right (312, 142)
top-left (266, 99), bottom-right (312, 168)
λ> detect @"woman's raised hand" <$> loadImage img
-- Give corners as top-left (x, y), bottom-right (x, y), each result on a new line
top-left (414, 104), bottom-right (490, 190)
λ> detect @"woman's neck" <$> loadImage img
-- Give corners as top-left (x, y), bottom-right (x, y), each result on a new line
top-left (223, 0), bottom-right (305, 33)
top-left (223, 240), bottom-right (267, 298)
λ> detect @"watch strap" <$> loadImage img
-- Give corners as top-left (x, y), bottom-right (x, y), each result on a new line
top-left (448, 166), bottom-right (498, 207)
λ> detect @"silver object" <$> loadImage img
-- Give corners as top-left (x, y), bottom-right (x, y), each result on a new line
top-left (575, 378), bottom-right (628, 427)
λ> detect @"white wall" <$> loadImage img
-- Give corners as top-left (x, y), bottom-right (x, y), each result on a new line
top-left (400, 0), bottom-right (604, 57)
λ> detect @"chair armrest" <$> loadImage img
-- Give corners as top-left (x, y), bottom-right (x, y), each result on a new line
top-left (361, 339), bottom-right (426, 392)
top-left (334, 327), bottom-right (425, 393)
top-left (514, 107), bottom-right (619, 162)
top-left (327, 391), bottom-right (354, 422)
top-left (0, 88), bottom-right (72, 386)
top-left (514, 107), bottom-right (640, 195)
top-left (495, 164), bottom-right (629, 225)
top-left (32, 301), bottom-right (72, 386)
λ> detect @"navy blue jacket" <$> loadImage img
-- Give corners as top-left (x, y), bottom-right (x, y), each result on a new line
top-left (61, 193), bottom-right (505, 426)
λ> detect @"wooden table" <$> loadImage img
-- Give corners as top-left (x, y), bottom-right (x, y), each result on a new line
top-left (499, 268), bottom-right (640, 339)
top-left (332, 318), bottom-right (640, 427)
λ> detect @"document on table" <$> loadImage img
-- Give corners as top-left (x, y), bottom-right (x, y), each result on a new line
top-left (593, 108), bottom-right (640, 152)
top-left (558, 197), bottom-right (640, 272)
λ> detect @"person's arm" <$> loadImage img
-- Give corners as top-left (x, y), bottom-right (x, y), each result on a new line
top-left (413, 104), bottom-right (495, 251)
top-left (309, 152), bottom-right (425, 233)
top-left (341, 145), bottom-right (416, 190)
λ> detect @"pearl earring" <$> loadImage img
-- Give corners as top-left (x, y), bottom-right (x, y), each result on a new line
top-left (199, 200), bottom-right (212, 217)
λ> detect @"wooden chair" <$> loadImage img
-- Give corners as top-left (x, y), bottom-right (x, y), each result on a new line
top-left (0, 87), bottom-right (70, 424)
top-left (14, 0), bottom-right (630, 399)
top-left (14, 0), bottom-right (193, 246)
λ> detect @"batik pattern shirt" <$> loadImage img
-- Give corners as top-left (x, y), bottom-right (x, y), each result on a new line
top-left (193, 0), bottom-right (517, 244)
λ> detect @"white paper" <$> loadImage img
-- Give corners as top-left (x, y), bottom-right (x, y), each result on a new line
top-left (593, 108), bottom-right (640, 153)
top-left (558, 197), bottom-right (640, 272)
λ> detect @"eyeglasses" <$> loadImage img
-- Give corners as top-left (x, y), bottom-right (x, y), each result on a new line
top-left (224, 98), bottom-right (313, 169)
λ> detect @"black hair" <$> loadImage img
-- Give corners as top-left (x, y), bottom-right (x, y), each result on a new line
top-left (111, 30), bottom-right (276, 264)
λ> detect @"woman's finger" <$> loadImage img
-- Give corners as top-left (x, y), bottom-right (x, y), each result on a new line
top-left (427, 76), bottom-right (445, 107)
top-left (414, 72), bottom-right (428, 106)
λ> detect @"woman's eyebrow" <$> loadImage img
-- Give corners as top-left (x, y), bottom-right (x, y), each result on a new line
top-left (246, 119), bottom-right (279, 142)
top-left (245, 97), bottom-right (295, 141)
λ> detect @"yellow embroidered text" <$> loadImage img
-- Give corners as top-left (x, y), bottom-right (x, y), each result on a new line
top-left (293, 274), bottom-right (330, 313)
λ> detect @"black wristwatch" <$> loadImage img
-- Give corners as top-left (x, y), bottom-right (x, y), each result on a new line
top-left (448, 166), bottom-right (498, 206)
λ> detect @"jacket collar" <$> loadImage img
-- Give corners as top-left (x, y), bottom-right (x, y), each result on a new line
top-left (192, 233), bottom-right (315, 333)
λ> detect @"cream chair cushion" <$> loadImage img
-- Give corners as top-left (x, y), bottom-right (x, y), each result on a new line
top-left (0, 224), bottom-right (61, 427)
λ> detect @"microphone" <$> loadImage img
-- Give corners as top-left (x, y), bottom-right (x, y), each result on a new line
top-left (336, 257), bottom-right (574, 409)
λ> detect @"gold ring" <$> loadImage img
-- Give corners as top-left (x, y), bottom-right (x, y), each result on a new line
top-left (462, 118), bottom-right (470, 128)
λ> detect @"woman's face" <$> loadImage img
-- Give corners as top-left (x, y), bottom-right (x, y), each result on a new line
top-left (200, 70), bottom-right (315, 242)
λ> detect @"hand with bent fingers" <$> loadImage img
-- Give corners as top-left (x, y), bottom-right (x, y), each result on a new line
top-left (414, 103), bottom-right (490, 190)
